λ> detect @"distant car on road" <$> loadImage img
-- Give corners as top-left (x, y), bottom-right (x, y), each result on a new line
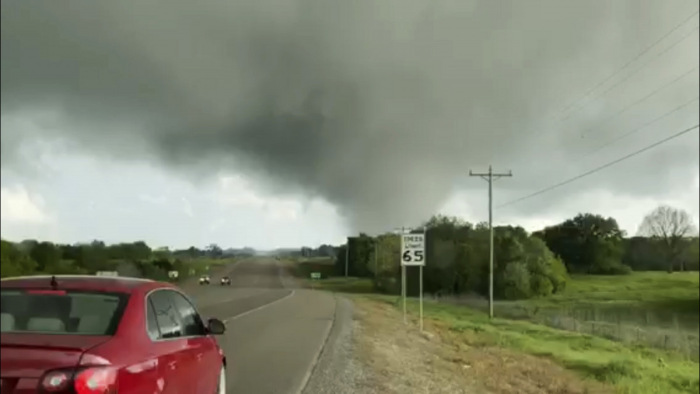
top-left (0, 275), bottom-right (228, 394)
top-left (199, 275), bottom-right (211, 285)
top-left (220, 276), bottom-right (231, 286)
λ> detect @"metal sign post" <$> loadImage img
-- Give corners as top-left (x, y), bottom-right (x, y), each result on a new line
top-left (400, 230), bottom-right (426, 330)
top-left (419, 262), bottom-right (423, 331)
top-left (420, 227), bottom-right (426, 331)
top-left (401, 265), bottom-right (407, 324)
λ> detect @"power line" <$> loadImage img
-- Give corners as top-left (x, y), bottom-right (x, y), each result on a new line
top-left (560, 10), bottom-right (699, 120)
top-left (575, 95), bottom-right (699, 162)
top-left (496, 124), bottom-right (699, 209)
top-left (579, 66), bottom-right (698, 138)
top-left (563, 25), bottom-right (699, 121)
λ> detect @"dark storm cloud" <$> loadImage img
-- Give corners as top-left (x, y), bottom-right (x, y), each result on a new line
top-left (2, 0), bottom-right (698, 231)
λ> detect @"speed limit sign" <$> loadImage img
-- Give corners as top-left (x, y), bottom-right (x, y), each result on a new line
top-left (401, 233), bottom-right (425, 266)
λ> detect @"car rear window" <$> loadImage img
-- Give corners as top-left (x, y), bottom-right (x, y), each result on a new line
top-left (0, 289), bottom-right (129, 335)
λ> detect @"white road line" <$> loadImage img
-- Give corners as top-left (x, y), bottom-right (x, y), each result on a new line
top-left (223, 290), bottom-right (296, 323)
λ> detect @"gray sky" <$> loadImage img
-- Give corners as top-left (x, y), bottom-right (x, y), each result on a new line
top-left (1, 0), bottom-right (698, 249)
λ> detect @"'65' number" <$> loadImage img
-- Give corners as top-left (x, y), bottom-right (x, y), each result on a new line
top-left (402, 250), bottom-right (424, 262)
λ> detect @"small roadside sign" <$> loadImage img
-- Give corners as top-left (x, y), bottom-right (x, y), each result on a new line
top-left (401, 233), bottom-right (425, 266)
top-left (310, 272), bottom-right (321, 290)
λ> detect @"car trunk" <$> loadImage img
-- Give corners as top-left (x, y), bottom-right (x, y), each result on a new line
top-left (0, 334), bottom-right (111, 393)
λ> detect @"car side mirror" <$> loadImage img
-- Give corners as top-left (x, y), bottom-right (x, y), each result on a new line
top-left (206, 318), bottom-right (226, 335)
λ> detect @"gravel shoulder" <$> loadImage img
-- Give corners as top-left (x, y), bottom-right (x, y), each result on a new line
top-left (302, 293), bottom-right (481, 394)
top-left (303, 293), bottom-right (612, 394)
top-left (301, 295), bottom-right (373, 394)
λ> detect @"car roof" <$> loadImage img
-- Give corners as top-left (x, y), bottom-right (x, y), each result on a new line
top-left (0, 275), bottom-right (173, 294)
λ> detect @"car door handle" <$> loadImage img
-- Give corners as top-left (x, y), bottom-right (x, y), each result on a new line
top-left (168, 361), bottom-right (177, 370)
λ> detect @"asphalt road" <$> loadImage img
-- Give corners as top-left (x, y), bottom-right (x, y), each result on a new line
top-left (185, 258), bottom-right (337, 394)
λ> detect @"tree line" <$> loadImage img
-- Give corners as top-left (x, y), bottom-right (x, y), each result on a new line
top-left (0, 240), bottom-right (249, 280)
top-left (300, 205), bottom-right (699, 300)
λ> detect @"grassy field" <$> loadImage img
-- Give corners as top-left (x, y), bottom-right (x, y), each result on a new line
top-left (290, 264), bottom-right (700, 393)
top-left (388, 295), bottom-right (699, 394)
top-left (515, 271), bottom-right (699, 315)
top-left (440, 272), bottom-right (700, 359)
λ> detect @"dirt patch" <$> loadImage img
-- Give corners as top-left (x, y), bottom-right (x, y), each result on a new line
top-left (352, 297), bottom-right (612, 394)
top-left (353, 297), bottom-right (478, 394)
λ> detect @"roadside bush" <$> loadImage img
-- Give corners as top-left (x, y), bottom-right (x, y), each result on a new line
top-left (530, 274), bottom-right (554, 297)
top-left (501, 262), bottom-right (531, 299)
top-left (595, 262), bottom-right (632, 275)
top-left (134, 260), bottom-right (169, 281)
top-left (373, 272), bottom-right (400, 294)
top-left (523, 236), bottom-right (570, 297)
top-left (43, 260), bottom-right (89, 275)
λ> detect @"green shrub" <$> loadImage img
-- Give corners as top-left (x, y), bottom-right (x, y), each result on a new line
top-left (502, 262), bottom-right (531, 300)
top-left (530, 274), bottom-right (554, 297)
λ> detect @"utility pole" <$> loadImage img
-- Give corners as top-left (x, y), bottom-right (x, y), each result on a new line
top-left (345, 237), bottom-right (350, 277)
top-left (374, 241), bottom-right (378, 279)
top-left (469, 165), bottom-right (512, 319)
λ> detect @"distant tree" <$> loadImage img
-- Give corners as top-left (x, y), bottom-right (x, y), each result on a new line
top-left (368, 234), bottom-right (401, 293)
top-left (685, 238), bottom-right (700, 271)
top-left (59, 244), bottom-right (81, 261)
top-left (334, 244), bottom-right (348, 276)
top-left (206, 244), bottom-right (223, 258)
top-left (75, 241), bottom-right (110, 272)
top-left (637, 205), bottom-right (698, 272)
top-left (348, 234), bottom-right (374, 277)
top-left (29, 241), bottom-right (62, 272)
top-left (1, 240), bottom-right (37, 277)
top-left (17, 239), bottom-right (39, 254)
top-left (187, 246), bottom-right (201, 259)
top-left (536, 213), bottom-right (629, 274)
top-left (492, 226), bottom-right (569, 299)
top-left (622, 237), bottom-right (666, 271)
top-left (107, 241), bottom-right (151, 261)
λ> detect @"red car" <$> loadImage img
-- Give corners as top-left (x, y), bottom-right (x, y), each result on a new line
top-left (0, 275), bottom-right (228, 394)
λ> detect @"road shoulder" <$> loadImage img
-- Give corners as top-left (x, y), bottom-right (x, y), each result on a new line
top-left (301, 294), bottom-right (373, 394)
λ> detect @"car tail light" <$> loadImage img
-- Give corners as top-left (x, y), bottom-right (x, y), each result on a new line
top-left (39, 367), bottom-right (117, 394)
top-left (40, 370), bottom-right (72, 392)
top-left (74, 367), bottom-right (118, 394)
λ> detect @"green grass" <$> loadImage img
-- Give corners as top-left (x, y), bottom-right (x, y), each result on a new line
top-left (526, 271), bottom-right (699, 314)
top-left (308, 277), bottom-right (375, 293)
top-left (368, 294), bottom-right (699, 394)
top-left (292, 262), bottom-right (700, 359)
top-left (303, 268), bottom-right (700, 392)
top-left (476, 272), bottom-right (700, 358)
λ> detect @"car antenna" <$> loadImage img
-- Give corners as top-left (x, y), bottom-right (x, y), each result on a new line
top-left (50, 275), bottom-right (58, 290)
